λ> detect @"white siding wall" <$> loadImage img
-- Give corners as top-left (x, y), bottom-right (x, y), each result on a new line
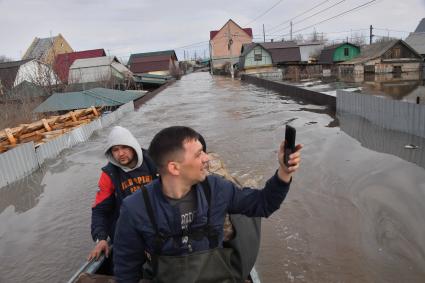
top-left (69, 66), bottom-right (112, 83)
top-left (244, 46), bottom-right (272, 69)
top-left (299, 44), bottom-right (324, 62)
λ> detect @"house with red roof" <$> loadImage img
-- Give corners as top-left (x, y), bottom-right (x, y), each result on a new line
top-left (54, 49), bottom-right (106, 83)
top-left (128, 50), bottom-right (179, 77)
top-left (209, 19), bottom-right (253, 73)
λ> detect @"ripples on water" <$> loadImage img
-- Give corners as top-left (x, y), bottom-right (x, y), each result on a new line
top-left (1, 73), bottom-right (425, 282)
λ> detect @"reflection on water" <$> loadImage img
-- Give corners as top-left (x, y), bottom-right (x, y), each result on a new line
top-left (286, 72), bottom-right (425, 103)
top-left (339, 112), bottom-right (425, 169)
top-left (0, 168), bottom-right (45, 214)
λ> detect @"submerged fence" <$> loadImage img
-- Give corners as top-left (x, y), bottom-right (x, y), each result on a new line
top-left (0, 101), bottom-right (134, 188)
top-left (241, 74), bottom-right (336, 110)
top-left (337, 90), bottom-right (425, 139)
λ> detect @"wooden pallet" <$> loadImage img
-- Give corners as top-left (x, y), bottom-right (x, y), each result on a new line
top-left (0, 106), bottom-right (102, 153)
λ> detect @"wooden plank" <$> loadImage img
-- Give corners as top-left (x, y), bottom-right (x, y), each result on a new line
top-left (0, 145), bottom-right (7, 153)
top-left (62, 119), bottom-right (90, 128)
top-left (18, 129), bottom-right (46, 140)
top-left (91, 106), bottom-right (99, 117)
top-left (4, 128), bottom-right (16, 145)
top-left (0, 106), bottom-right (102, 148)
top-left (19, 134), bottom-right (44, 144)
top-left (40, 129), bottom-right (68, 137)
top-left (42, 119), bottom-right (52, 131)
top-left (70, 111), bottom-right (77, 122)
top-left (14, 125), bottom-right (29, 138)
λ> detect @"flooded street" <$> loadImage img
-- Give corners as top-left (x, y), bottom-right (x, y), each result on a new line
top-left (1, 72), bottom-right (425, 282)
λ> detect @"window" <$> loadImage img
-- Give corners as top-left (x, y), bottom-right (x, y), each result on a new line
top-left (344, 48), bottom-right (349, 56)
top-left (254, 48), bottom-right (262, 61)
top-left (393, 66), bottom-right (402, 73)
top-left (392, 48), bottom-right (401, 58)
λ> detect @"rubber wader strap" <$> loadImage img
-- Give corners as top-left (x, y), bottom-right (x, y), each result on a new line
top-left (141, 186), bottom-right (164, 254)
top-left (200, 178), bottom-right (219, 249)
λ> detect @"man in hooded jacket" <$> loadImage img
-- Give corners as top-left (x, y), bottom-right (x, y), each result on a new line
top-left (88, 126), bottom-right (157, 264)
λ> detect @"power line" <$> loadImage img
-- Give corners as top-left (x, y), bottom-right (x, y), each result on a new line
top-left (244, 0), bottom-right (285, 26)
top-left (267, 0), bottom-right (332, 32)
top-left (270, 0), bottom-right (348, 35)
top-left (374, 28), bottom-right (410, 33)
top-left (253, 28), bottom-right (369, 41)
top-left (281, 0), bottom-right (379, 37)
top-left (174, 40), bottom-right (209, 50)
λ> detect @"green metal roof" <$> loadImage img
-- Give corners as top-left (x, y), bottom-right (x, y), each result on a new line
top-left (33, 88), bottom-right (146, 113)
top-left (133, 73), bottom-right (173, 85)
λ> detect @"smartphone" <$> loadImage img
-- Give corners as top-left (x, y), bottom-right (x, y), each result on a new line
top-left (284, 125), bottom-right (296, 167)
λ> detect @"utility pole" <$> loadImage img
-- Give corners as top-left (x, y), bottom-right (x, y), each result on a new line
top-left (263, 24), bottom-right (266, 42)
top-left (290, 21), bottom-right (293, 41)
top-left (209, 41), bottom-right (214, 75)
top-left (227, 23), bottom-right (234, 79)
top-left (369, 25), bottom-right (374, 44)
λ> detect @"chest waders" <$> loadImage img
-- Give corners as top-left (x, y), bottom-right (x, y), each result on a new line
top-left (141, 180), bottom-right (243, 283)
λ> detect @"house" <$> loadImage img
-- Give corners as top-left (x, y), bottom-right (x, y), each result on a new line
top-left (0, 59), bottom-right (57, 96)
top-left (339, 40), bottom-right (422, 74)
top-left (33, 88), bottom-right (146, 113)
top-left (297, 42), bottom-right (325, 63)
top-left (405, 18), bottom-right (425, 60)
top-left (128, 50), bottom-right (179, 77)
top-left (209, 19), bottom-right (253, 73)
top-left (238, 43), bottom-right (273, 73)
top-left (260, 41), bottom-right (301, 65)
top-left (318, 42), bottom-right (360, 65)
top-left (54, 49), bottom-right (106, 83)
top-left (22, 33), bottom-right (73, 65)
top-left (414, 18), bottom-right (425, 33)
top-left (68, 56), bottom-right (133, 90)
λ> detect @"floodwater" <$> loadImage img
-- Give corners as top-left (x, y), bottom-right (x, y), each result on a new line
top-left (1, 72), bottom-right (425, 282)
top-left (283, 73), bottom-right (425, 104)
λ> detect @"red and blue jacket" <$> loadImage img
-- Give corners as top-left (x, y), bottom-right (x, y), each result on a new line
top-left (91, 149), bottom-right (157, 242)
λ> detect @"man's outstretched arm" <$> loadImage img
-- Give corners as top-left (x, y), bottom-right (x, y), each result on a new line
top-left (226, 142), bottom-right (303, 217)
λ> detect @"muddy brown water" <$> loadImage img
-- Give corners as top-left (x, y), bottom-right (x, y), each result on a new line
top-left (1, 72), bottom-right (425, 283)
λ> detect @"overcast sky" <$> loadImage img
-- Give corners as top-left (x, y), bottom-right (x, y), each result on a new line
top-left (1, 0), bottom-right (424, 63)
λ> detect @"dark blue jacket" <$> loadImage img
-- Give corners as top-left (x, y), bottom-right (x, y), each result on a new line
top-left (113, 172), bottom-right (291, 283)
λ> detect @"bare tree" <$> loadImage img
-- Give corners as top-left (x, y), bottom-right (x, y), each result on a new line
top-left (309, 29), bottom-right (319, 42)
top-left (374, 35), bottom-right (398, 43)
top-left (295, 34), bottom-right (304, 43)
top-left (351, 32), bottom-right (367, 46)
top-left (0, 55), bottom-right (12, 63)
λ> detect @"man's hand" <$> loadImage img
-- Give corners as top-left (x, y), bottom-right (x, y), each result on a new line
top-left (277, 141), bottom-right (303, 183)
top-left (87, 240), bottom-right (109, 261)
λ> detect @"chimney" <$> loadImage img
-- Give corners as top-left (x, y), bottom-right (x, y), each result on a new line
top-left (271, 39), bottom-right (274, 43)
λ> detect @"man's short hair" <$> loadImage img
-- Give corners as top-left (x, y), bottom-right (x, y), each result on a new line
top-left (148, 126), bottom-right (201, 170)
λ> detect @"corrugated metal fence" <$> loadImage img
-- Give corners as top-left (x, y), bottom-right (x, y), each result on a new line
top-left (241, 74), bottom-right (336, 110)
top-left (337, 90), bottom-right (425, 139)
top-left (0, 102), bottom-right (134, 188)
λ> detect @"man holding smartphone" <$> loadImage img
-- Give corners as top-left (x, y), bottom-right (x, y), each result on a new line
top-left (113, 126), bottom-right (302, 283)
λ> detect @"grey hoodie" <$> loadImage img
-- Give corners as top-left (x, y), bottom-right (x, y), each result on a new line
top-left (104, 126), bottom-right (144, 172)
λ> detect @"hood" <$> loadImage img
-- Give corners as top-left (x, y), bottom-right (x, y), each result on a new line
top-left (104, 126), bottom-right (143, 172)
